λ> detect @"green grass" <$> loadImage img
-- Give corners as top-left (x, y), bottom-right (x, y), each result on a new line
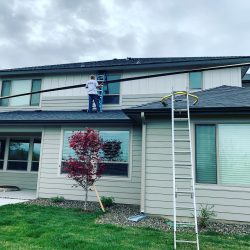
top-left (0, 204), bottom-right (249, 250)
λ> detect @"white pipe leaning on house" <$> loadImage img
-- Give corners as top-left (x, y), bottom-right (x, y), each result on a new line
top-left (140, 112), bottom-right (146, 213)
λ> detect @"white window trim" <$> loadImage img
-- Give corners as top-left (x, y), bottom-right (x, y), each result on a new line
top-left (0, 136), bottom-right (41, 174)
top-left (193, 122), bottom-right (250, 188)
top-left (0, 78), bottom-right (42, 109)
top-left (57, 126), bottom-right (133, 181)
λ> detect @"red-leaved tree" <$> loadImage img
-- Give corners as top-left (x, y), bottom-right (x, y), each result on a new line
top-left (64, 128), bottom-right (105, 210)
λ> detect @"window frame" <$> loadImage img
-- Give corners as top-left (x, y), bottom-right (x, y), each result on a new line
top-left (0, 136), bottom-right (41, 173)
top-left (0, 78), bottom-right (42, 108)
top-left (97, 73), bottom-right (122, 106)
top-left (194, 123), bottom-right (250, 188)
top-left (58, 127), bottom-right (133, 180)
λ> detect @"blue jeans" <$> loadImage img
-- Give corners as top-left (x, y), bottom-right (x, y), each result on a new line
top-left (88, 94), bottom-right (100, 112)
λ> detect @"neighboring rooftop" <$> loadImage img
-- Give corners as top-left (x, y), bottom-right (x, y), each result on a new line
top-left (243, 74), bottom-right (250, 81)
top-left (0, 110), bottom-right (131, 124)
top-left (126, 85), bottom-right (250, 113)
top-left (0, 56), bottom-right (250, 76)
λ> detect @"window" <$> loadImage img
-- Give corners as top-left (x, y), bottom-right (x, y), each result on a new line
top-left (0, 139), bottom-right (6, 170)
top-left (101, 131), bottom-right (129, 176)
top-left (0, 137), bottom-right (41, 172)
top-left (218, 125), bottom-right (250, 185)
top-left (189, 72), bottom-right (202, 89)
top-left (195, 125), bottom-right (217, 184)
top-left (195, 124), bottom-right (250, 186)
top-left (0, 79), bottom-right (41, 107)
top-left (61, 130), bottom-right (130, 177)
top-left (7, 139), bottom-right (30, 171)
top-left (31, 139), bottom-right (41, 171)
top-left (103, 74), bottom-right (121, 104)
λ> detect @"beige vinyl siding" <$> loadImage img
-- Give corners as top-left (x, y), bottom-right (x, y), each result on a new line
top-left (144, 117), bottom-right (250, 222)
top-left (38, 67), bottom-right (242, 111)
top-left (41, 94), bottom-right (164, 110)
top-left (0, 172), bottom-right (38, 189)
top-left (41, 96), bottom-right (121, 110)
top-left (37, 126), bottom-right (142, 205)
top-left (203, 67), bottom-right (241, 89)
top-left (121, 70), bottom-right (188, 95)
top-left (42, 74), bottom-right (90, 97)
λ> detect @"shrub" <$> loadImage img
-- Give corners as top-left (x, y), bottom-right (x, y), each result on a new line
top-left (101, 196), bottom-right (114, 208)
top-left (198, 204), bottom-right (216, 229)
top-left (50, 196), bottom-right (65, 203)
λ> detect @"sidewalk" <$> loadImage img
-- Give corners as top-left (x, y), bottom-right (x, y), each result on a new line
top-left (0, 198), bottom-right (28, 206)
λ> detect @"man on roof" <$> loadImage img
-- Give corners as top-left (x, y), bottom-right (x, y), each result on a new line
top-left (86, 75), bottom-right (103, 113)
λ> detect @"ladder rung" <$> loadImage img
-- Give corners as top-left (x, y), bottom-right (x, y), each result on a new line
top-left (174, 99), bottom-right (187, 102)
top-left (176, 222), bottom-right (195, 226)
top-left (175, 176), bottom-right (192, 179)
top-left (175, 162), bottom-right (191, 166)
top-left (174, 139), bottom-right (190, 142)
top-left (174, 118), bottom-right (189, 121)
top-left (174, 109), bottom-right (188, 112)
top-left (174, 150), bottom-right (191, 153)
top-left (174, 128), bottom-right (189, 131)
top-left (176, 190), bottom-right (193, 194)
top-left (176, 240), bottom-right (197, 244)
top-left (176, 206), bottom-right (194, 210)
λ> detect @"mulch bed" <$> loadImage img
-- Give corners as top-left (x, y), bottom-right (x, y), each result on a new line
top-left (26, 199), bottom-right (250, 235)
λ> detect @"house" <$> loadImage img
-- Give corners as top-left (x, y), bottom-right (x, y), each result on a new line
top-left (0, 56), bottom-right (250, 222)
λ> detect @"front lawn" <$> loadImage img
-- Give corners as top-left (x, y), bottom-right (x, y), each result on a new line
top-left (0, 204), bottom-right (249, 250)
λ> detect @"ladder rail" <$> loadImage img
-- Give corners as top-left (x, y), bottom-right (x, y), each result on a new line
top-left (187, 93), bottom-right (200, 250)
top-left (96, 74), bottom-right (106, 112)
top-left (171, 93), bottom-right (177, 250)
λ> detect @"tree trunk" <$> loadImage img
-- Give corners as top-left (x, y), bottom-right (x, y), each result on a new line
top-left (84, 186), bottom-right (88, 211)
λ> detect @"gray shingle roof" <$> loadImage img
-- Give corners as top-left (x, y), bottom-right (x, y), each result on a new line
top-left (0, 110), bottom-right (131, 124)
top-left (126, 86), bottom-right (250, 113)
top-left (1, 56), bottom-right (250, 76)
top-left (243, 74), bottom-right (250, 81)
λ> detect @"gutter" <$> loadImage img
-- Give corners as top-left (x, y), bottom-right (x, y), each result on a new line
top-left (125, 107), bottom-right (250, 116)
top-left (0, 120), bottom-right (132, 124)
top-left (140, 112), bottom-right (146, 213)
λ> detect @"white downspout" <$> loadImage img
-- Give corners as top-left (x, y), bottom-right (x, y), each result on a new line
top-left (140, 112), bottom-right (146, 213)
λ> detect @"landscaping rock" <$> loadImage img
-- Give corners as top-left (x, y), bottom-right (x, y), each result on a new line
top-left (26, 199), bottom-right (250, 235)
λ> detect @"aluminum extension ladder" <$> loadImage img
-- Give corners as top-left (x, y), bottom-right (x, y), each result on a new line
top-left (162, 91), bottom-right (199, 249)
top-left (96, 74), bottom-right (106, 112)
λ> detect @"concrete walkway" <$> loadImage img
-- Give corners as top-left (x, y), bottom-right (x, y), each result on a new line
top-left (0, 198), bottom-right (28, 206)
top-left (0, 189), bottom-right (36, 206)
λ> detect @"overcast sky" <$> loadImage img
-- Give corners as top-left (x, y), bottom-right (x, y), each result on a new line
top-left (0, 0), bottom-right (250, 69)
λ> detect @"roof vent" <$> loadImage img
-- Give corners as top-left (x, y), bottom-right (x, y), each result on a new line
top-left (126, 57), bottom-right (132, 60)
